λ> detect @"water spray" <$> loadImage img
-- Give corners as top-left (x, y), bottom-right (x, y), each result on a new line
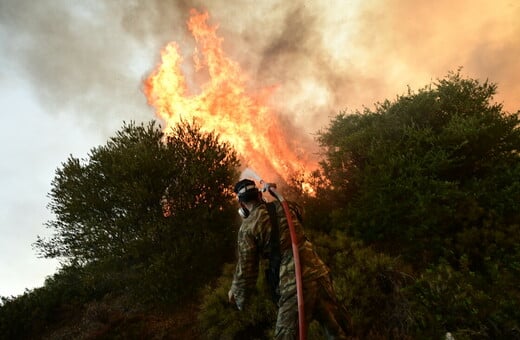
top-left (240, 168), bottom-right (306, 340)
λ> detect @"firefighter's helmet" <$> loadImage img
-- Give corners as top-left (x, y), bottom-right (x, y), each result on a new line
top-left (234, 179), bottom-right (259, 202)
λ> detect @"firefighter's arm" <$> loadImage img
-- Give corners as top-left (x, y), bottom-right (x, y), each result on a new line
top-left (229, 224), bottom-right (260, 310)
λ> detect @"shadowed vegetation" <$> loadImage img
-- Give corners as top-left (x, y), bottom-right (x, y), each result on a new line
top-left (1, 73), bottom-right (519, 339)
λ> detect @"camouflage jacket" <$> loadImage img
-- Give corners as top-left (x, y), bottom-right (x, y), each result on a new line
top-left (230, 200), bottom-right (329, 309)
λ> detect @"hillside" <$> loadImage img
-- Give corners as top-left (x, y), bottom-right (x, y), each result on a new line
top-left (42, 294), bottom-right (200, 340)
top-left (1, 73), bottom-right (519, 339)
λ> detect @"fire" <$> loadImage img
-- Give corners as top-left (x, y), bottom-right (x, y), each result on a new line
top-left (144, 9), bottom-right (317, 189)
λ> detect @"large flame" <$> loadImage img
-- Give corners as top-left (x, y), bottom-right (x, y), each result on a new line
top-left (144, 9), bottom-right (317, 188)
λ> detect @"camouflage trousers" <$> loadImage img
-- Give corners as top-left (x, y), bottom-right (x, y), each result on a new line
top-left (274, 274), bottom-right (352, 340)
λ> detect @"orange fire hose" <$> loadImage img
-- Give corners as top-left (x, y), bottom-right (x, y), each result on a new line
top-left (268, 186), bottom-right (306, 340)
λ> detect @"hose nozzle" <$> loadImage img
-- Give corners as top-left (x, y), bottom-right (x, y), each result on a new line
top-left (260, 182), bottom-right (277, 192)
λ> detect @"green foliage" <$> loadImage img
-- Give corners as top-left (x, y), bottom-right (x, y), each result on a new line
top-left (198, 263), bottom-right (277, 340)
top-left (287, 171), bottom-right (337, 234)
top-left (408, 257), bottom-right (520, 339)
top-left (318, 71), bottom-right (520, 268)
top-left (34, 120), bottom-right (240, 303)
top-left (0, 264), bottom-right (108, 340)
top-left (312, 232), bottom-right (415, 338)
top-left (5, 72), bottom-right (520, 339)
top-left (316, 71), bottom-right (520, 337)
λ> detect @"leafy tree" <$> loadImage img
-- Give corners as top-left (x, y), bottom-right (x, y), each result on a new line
top-left (318, 71), bottom-right (520, 268)
top-left (34, 120), bottom-right (240, 302)
top-left (317, 72), bottom-right (520, 336)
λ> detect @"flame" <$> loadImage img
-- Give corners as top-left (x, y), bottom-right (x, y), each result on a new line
top-left (144, 9), bottom-right (317, 189)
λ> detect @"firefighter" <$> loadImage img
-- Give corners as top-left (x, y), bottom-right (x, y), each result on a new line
top-left (228, 179), bottom-right (352, 339)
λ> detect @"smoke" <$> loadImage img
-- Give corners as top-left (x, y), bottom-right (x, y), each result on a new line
top-left (220, 0), bottom-right (520, 125)
top-left (0, 0), bottom-right (166, 133)
top-left (350, 0), bottom-right (520, 112)
top-left (1, 0), bottom-right (519, 137)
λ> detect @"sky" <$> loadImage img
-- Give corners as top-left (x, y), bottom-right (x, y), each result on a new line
top-left (1, 0), bottom-right (519, 297)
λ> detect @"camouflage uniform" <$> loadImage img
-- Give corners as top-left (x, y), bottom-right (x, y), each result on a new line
top-left (230, 200), bottom-right (351, 339)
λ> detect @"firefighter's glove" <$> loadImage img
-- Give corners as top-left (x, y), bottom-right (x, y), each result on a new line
top-left (228, 289), bottom-right (241, 310)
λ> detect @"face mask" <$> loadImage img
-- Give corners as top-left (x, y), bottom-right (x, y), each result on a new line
top-left (238, 202), bottom-right (249, 218)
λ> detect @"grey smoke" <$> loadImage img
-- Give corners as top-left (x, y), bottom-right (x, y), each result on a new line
top-left (1, 0), bottom-right (518, 137)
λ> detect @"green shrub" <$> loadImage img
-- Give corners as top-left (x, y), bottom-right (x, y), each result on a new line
top-left (198, 263), bottom-right (277, 340)
top-left (313, 232), bottom-right (415, 338)
top-left (35, 120), bottom-right (240, 304)
top-left (317, 72), bottom-right (520, 269)
top-left (0, 264), bottom-right (106, 339)
top-left (408, 257), bottom-right (520, 339)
